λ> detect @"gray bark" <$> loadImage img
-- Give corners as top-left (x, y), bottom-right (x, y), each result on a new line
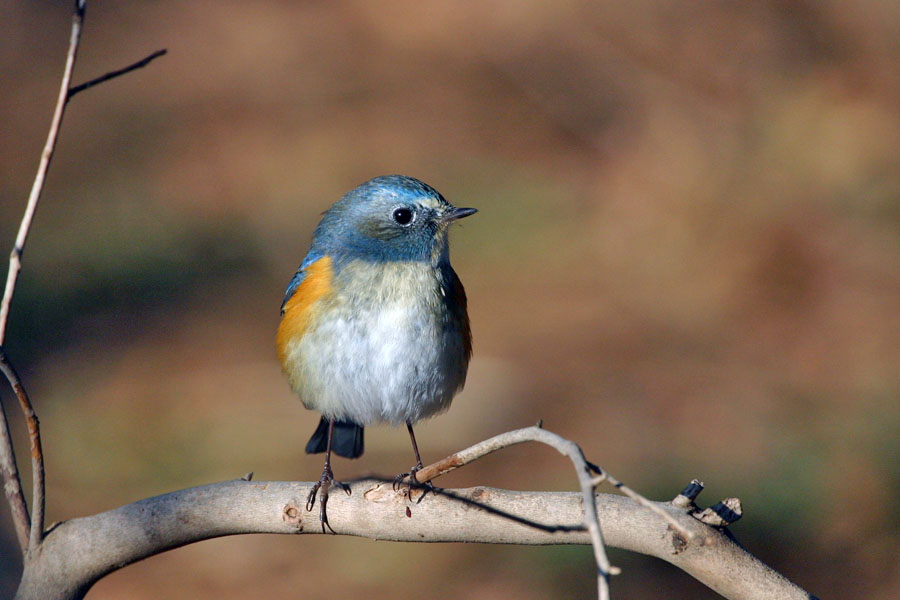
top-left (14, 479), bottom-right (815, 600)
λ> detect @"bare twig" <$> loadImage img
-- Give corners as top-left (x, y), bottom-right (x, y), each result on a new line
top-left (0, 1), bottom-right (85, 346)
top-left (413, 426), bottom-right (614, 600)
top-left (0, 0), bottom-right (167, 558)
top-left (67, 49), bottom-right (167, 99)
top-left (0, 348), bottom-right (44, 551)
top-left (0, 396), bottom-right (29, 553)
top-left (417, 425), bottom-right (694, 544)
top-left (587, 461), bottom-right (697, 543)
top-left (0, 0), bottom-right (86, 559)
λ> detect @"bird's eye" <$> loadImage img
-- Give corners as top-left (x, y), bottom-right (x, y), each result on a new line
top-left (392, 207), bottom-right (414, 225)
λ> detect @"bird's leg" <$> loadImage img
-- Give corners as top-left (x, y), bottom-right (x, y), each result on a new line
top-left (392, 421), bottom-right (436, 501)
top-left (306, 419), bottom-right (351, 533)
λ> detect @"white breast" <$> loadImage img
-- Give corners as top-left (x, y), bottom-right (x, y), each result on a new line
top-left (281, 260), bottom-right (469, 426)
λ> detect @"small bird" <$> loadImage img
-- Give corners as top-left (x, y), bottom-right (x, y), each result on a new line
top-left (276, 175), bottom-right (475, 530)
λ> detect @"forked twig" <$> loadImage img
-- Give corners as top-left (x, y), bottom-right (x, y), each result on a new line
top-left (0, 0), bottom-right (86, 557)
top-left (587, 461), bottom-right (696, 543)
top-left (0, 1), bottom-right (85, 345)
top-left (416, 426), bottom-right (615, 600)
top-left (0, 0), bottom-right (166, 556)
top-left (417, 427), bottom-right (695, 543)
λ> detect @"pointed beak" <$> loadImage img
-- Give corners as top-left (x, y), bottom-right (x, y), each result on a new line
top-left (442, 206), bottom-right (478, 223)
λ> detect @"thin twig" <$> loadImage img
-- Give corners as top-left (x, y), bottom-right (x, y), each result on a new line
top-left (0, 1), bottom-right (166, 556)
top-left (414, 428), bottom-right (537, 482)
top-left (0, 0), bottom-right (86, 557)
top-left (0, 1), bottom-right (85, 346)
top-left (0, 395), bottom-right (29, 553)
top-left (415, 426), bottom-right (613, 600)
top-left (418, 428), bottom-right (696, 544)
top-left (0, 347), bottom-right (43, 551)
top-left (67, 49), bottom-right (167, 99)
top-left (587, 462), bottom-right (697, 543)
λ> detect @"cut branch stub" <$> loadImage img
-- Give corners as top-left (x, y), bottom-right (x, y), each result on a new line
top-left (673, 479), bottom-right (705, 507)
top-left (697, 497), bottom-right (744, 527)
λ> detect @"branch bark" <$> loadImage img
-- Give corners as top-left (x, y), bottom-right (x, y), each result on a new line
top-left (14, 479), bottom-right (815, 600)
top-left (417, 425), bottom-right (614, 598)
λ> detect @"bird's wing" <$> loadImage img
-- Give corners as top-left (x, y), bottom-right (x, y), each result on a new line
top-left (280, 249), bottom-right (324, 314)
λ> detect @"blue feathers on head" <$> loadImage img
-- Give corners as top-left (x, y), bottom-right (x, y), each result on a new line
top-left (312, 175), bottom-right (455, 265)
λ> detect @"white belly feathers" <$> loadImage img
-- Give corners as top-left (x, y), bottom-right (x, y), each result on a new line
top-left (282, 259), bottom-right (468, 426)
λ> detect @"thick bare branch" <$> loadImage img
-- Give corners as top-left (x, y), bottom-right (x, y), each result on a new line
top-left (14, 479), bottom-right (816, 600)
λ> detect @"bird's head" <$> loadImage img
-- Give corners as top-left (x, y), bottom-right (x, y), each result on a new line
top-left (315, 175), bottom-right (477, 265)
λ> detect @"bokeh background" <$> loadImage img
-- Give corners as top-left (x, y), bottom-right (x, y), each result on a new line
top-left (1, 2), bottom-right (898, 598)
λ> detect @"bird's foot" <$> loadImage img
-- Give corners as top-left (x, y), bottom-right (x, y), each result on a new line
top-left (392, 462), bottom-right (435, 503)
top-left (306, 464), bottom-right (351, 533)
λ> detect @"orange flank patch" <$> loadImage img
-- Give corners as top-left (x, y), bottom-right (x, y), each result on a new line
top-left (276, 256), bottom-right (334, 366)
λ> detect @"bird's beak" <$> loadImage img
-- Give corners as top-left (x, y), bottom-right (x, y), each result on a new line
top-left (442, 206), bottom-right (478, 223)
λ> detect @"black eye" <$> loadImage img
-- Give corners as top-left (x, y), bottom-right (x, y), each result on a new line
top-left (392, 207), bottom-right (414, 225)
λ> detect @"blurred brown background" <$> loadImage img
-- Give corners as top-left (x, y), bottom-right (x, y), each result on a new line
top-left (1, 2), bottom-right (898, 598)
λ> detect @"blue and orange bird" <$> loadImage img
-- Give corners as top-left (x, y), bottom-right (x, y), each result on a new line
top-left (276, 175), bottom-right (476, 530)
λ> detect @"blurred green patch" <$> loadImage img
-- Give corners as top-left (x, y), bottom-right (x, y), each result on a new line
top-left (444, 162), bottom-right (584, 269)
top-left (870, 408), bottom-right (900, 526)
top-left (45, 393), bottom-right (268, 498)
top-left (538, 545), bottom-right (596, 597)
top-left (606, 549), bottom-right (722, 599)
top-left (745, 437), bottom-right (826, 536)
top-left (3, 201), bottom-right (263, 365)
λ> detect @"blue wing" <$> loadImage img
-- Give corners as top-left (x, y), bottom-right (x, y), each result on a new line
top-left (280, 249), bottom-right (324, 313)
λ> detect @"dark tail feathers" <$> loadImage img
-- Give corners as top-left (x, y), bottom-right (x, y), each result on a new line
top-left (305, 417), bottom-right (364, 459)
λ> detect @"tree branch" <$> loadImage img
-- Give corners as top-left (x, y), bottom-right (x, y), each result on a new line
top-left (14, 479), bottom-right (816, 600)
top-left (67, 49), bottom-right (167, 99)
top-left (0, 0), bottom-right (86, 559)
top-left (417, 425), bottom-right (694, 541)
top-left (0, 390), bottom-right (28, 553)
top-left (0, 0), bottom-right (167, 559)
top-left (0, 348), bottom-right (44, 552)
top-left (416, 425), bottom-right (615, 597)
top-left (0, 1), bottom-right (85, 347)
